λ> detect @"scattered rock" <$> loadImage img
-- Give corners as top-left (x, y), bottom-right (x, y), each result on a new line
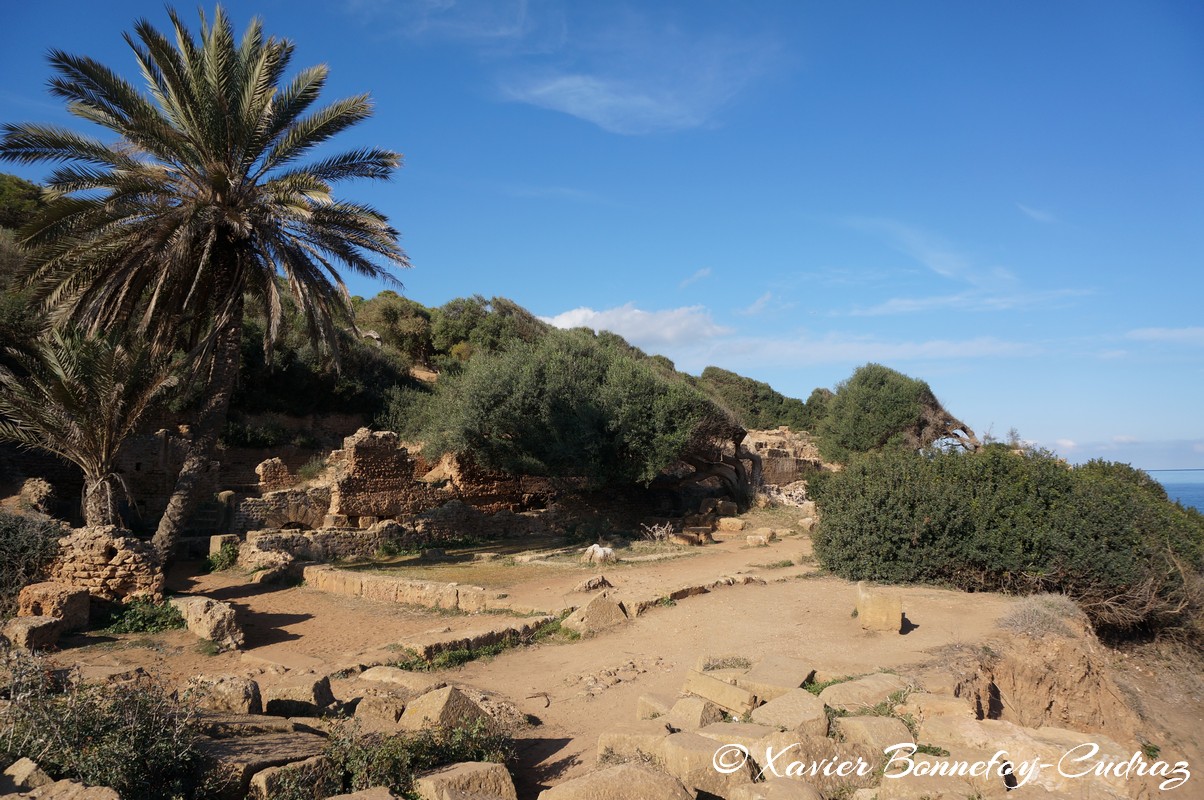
top-left (561, 592), bottom-right (629, 636)
top-left (169, 596), bottom-right (245, 651)
top-left (250, 755), bottom-right (339, 800)
top-left (2, 758), bottom-right (51, 793)
top-left (659, 731), bottom-right (757, 798)
top-left (574, 575), bottom-right (613, 593)
top-left (581, 544), bottom-right (616, 564)
top-left (832, 715), bottom-right (913, 753)
top-left (398, 686), bottom-right (493, 732)
top-left (855, 581), bottom-right (902, 633)
top-left (16, 583), bottom-right (89, 631)
top-left (717, 517), bottom-right (746, 532)
top-left (197, 731), bottom-right (327, 799)
top-left (260, 673), bottom-right (336, 717)
top-left (667, 696), bottom-right (724, 730)
top-left (596, 720), bottom-right (674, 764)
top-left (1, 616), bottom-right (62, 651)
top-left (750, 688), bottom-right (829, 737)
top-left (737, 654), bottom-right (815, 702)
top-left (635, 693), bottom-right (674, 721)
top-left (681, 669), bottom-right (758, 716)
top-left (412, 761), bottom-right (517, 800)
top-left (537, 764), bottom-right (692, 800)
top-left (729, 780), bottom-right (824, 800)
top-left (818, 673), bottom-right (910, 712)
top-left (189, 675), bottom-right (264, 715)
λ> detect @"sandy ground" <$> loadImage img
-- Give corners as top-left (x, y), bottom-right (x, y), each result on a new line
top-left (44, 519), bottom-right (1204, 799)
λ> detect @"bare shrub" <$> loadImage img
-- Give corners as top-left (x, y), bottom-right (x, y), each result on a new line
top-left (0, 511), bottom-right (60, 618)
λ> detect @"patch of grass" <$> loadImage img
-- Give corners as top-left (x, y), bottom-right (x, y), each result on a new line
top-left (751, 559), bottom-right (795, 570)
top-left (295, 455), bottom-right (327, 482)
top-left (204, 541), bottom-right (240, 573)
top-left (196, 639), bottom-right (221, 657)
top-left (700, 655), bottom-right (753, 671)
top-left (100, 598), bottom-right (185, 634)
top-left (656, 596), bottom-right (677, 607)
top-left (1141, 741), bottom-right (1161, 759)
top-left (914, 742), bottom-right (950, 757)
top-left (391, 616), bottom-right (575, 671)
top-left (804, 674), bottom-right (861, 696)
top-left (998, 594), bottom-right (1083, 638)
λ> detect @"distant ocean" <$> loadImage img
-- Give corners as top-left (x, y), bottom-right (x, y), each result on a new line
top-left (1149, 470), bottom-right (1204, 513)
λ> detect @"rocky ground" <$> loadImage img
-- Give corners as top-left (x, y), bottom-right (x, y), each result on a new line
top-left (15, 507), bottom-right (1204, 799)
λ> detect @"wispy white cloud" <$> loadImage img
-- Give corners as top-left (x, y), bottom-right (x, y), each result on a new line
top-left (678, 267), bottom-right (712, 289)
top-left (502, 184), bottom-right (607, 203)
top-left (346, 0), bottom-right (540, 43)
top-left (1017, 203), bottom-right (1058, 224)
top-left (690, 332), bottom-right (1037, 370)
top-left (738, 291), bottom-right (773, 316)
top-left (1056, 438), bottom-right (1078, 450)
top-left (1126, 326), bottom-right (1204, 346)
top-left (540, 303), bottom-right (731, 349)
top-left (848, 288), bottom-right (1089, 316)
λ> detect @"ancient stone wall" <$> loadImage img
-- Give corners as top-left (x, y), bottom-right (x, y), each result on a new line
top-left (326, 429), bottom-right (448, 520)
top-left (46, 526), bottom-right (164, 602)
top-left (743, 428), bottom-right (825, 486)
top-left (234, 486), bottom-right (331, 533)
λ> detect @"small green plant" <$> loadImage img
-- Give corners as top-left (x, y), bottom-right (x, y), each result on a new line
top-left (751, 559), bottom-right (795, 570)
top-left (1141, 741), bottom-right (1161, 759)
top-left (101, 598), bottom-right (185, 634)
top-left (295, 455), bottom-right (327, 482)
top-left (205, 541), bottom-right (240, 573)
top-left (805, 674), bottom-right (860, 696)
top-left (915, 743), bottom-right (950, 757)
top-left (656, 596), bottom-right (677, 607)
top-left (0, 649), bottom-right (201, 800)
top-left (851, 607), bottom-right (859, 618)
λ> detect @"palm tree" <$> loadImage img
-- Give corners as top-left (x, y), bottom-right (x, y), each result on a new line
top-left (0, 7), bottom-right (409, 556)
top-left (0, 331), bottom-right (177, 527)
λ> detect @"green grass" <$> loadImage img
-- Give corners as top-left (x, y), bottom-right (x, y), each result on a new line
top-left (751, 559), bottom-right (796, 569)
top-left (100, 598), bottom-right (185, 634)
top-left (390, 616), bottom-right (577, 671)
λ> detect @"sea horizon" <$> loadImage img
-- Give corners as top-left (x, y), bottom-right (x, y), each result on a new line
top-left (1148, 469), bottom-right (1204, 513)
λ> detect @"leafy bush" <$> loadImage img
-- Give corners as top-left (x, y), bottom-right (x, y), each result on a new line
top-left (322, 717), bottom-right (512, 796)
top-left (816, 363), bottom-right (975, 462)
top-left (810, 448), bottom-right (1204, 637)
top-left (694, 366), bottom-right (814, 430)
top-left (0, 511), bottom-right (59, 618)
top-left (410, 329), bottom-right (741, 488)
top-left (205, 542), bottom-right (240, 573)
top-left (101, 598), bottom-right (186, 633)
top-left (0, 649), bottom-right (201, 800)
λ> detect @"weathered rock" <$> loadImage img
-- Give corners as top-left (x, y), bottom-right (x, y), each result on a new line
top-left (1, 616), bottom-right (62, 651)
top-left (169, 595), bottom-right (245, 651)
top-left (819, 673), bottom-right (910, 712)
top-left (189, 675), bottom-right (263, 715)
top-left (238, 543), bottom-right (296, 585)
top-left (746, 534), bottom-right (771, 546)
top-left (667, 696), bottom-right (724, 729)
top-left (353, 690), bottom-right (409, 731)
top-left (260, 673), bottom-right (335, 717)
top-left (737, 655), bottom-right (815, 702)
top-left (659, 731), bottom-right (757, 797)
top-left (716, 500), bottom-right (739, 516)
top-left (753, 732), bottom-right (878, 797)
top-left (717, 517), bottom-right (747, 532)
top-left (198, 732), bottom-right (327, 799)
top-left (17, 583), bottom-right (90, 631)
top-left (573, 575), bottom-right (612, 593)
top-left (358, 666), bottom-right (446, 695)
top-left (855, 581), bottom-right (902, 633)
top-left (581, 544), bottom-right (616, 564)
top-left (196, 713), bottom-right (296, 738)
top-left (323, 789), bottom-right (398, 800)
top-left (596, 720), bottom-right (673, 764)
top-left (16, 779), bottom-right (121, 799)
top-left (681, 668), bottom-right (758, 716)
top-left (635, 693), bottom-right (674, 720)
top-left (250, 755), bottom-right (339, 800)
top-left (2, 757), bottom-right (52, 793)
top-left (832, 715), bottom-right (913, 753)
top-left (729, 780), bottom-right (825, 800)
top-left (412, 761), bottom-right (517, 800)
top-left (696, 721), bottom-right (777, 752)
top-left (892, 692), bottom-right (973, 723)
top-left (398, 686), bottom-right (493, 732)
top-left (537, 764), bottom-right (692, 800)
top-left (750, 689), bottom-right (828, 737)
top-left (561, 592), bottom-right (628, 636)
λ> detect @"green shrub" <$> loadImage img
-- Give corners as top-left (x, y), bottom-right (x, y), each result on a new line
top-left (205, 542), bottom-right (240, 573)
top-left (810, 448), bottom-right (1204, 637)
top-left (101, 598), bottom-right (186, 633)
top-left (295, 455), bottom-right (327, 482)
top-left (694, 366), bottom-right (814, 430)
top-left (0, 648), bottom-right (201, 800)
top-left (414, 328), bottom-right (741, 488)
top-left (323, 717), bottom-right (512, 796)
top-left (0, 511), bottom-right (59, 618)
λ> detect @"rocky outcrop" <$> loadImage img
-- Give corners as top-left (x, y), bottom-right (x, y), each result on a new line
top-left (169, 596), bottom-right (245, 651)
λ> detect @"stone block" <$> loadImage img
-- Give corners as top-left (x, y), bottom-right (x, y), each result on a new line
top-left (536, 764), bottom-right (692, 800)
top-left (2, 616), bottom-right (63, 651)
top-left (737, 655), bottom-right (815, 702)
top-left (2, 757), bottom-right (52, 792)
top-left (681, 668), bottom-right (758, 716)
top-left (169, 595), bottom-right (245, 651)
top-left (250, 755), bottom-right (339, 800)
top-left (561, 592), bottom-right (628, 636)
top-left (797, 517), bottom-right (817, 533)
top-left (717, 517), bottom-right (746, 532)
top-left (456, 586), bottom-right (489, 613)
top-left (833, 715), bottom-right (913, 753)
top-left (659, 731), bottom-right (757, 798)
top-left (855, 581), bottom-right (902, 632)
top-left (729, 781), bottom-right (824, 800)
top-left (413, 761), bottom-right (517, 800)
top-left (261, 674), bottom-right (336, 717)
top-left (635, 692), bottom-right (674, 720)
top-left (696, 721), bottom-right (777, 752)
top-left (358, 666), bottom-right (446, 695)
top-left (750, 688), bottom-right (828, 737)
top-left (199, 731), bottom-right (327, 798)
top-left (210, 534), bottom-right (241, 556)
top-left (893, 692), bottom-right (973, 723)
top-left (746, 534), bottom-right (771, 546)
top-left (581, 544), bottom-right (616, 564)
top-left (398, 686), bottom-right (493, 732)
top-left (818, 673), bottom-right (910, 713)
top-left (359, 574), bottom-right (399, 604)
top-left (17, 582), bottom-right (90, 630)
top-left (353, 691), bottom-right (408, 731)
top-left (667, 696), bottom-right (724, 729)
top-left (716, 500), bottom-right (739, 516)
top-left (190, 675), bottom-right (263, 715)
top-left (596, 720), bottom-right (672, 764)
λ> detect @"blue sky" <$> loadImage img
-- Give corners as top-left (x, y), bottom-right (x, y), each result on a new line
top-left (3, 1), bottom-right (1202, 468)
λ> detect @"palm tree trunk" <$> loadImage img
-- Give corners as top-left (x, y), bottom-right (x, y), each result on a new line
top-left (82, 475), bottom-right (118, 527)
top-left (151, 299), bottom-right (244, 561)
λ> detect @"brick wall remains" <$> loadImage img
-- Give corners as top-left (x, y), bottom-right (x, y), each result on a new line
top-left (46, 526), bottom-right (164, 602)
